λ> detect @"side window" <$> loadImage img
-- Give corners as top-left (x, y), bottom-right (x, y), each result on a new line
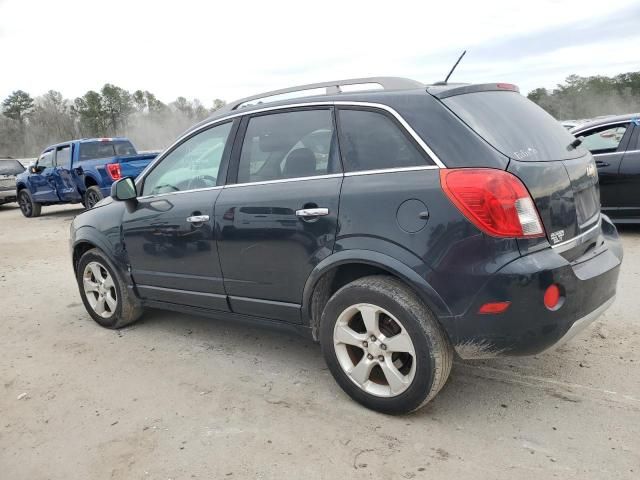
top-left (237, 109), bottom-right (337, 183)
top-left (337, 109), bottom-right (428, 172)
top-left (55, 146), bottom-right (71, 167)
top-left (579, 124), bottom-right (629, 154)
top-left (38, 150), bottom-right (55, 168)
top-left (142, 122), bottom-right (232, 196)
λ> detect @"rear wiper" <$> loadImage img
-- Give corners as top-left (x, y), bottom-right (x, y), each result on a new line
top-left (567, 137), bottom-right (582, 150)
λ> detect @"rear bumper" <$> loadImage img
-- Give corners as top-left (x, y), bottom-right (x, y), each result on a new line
top-left (442, 216), bottom-right (622, 359)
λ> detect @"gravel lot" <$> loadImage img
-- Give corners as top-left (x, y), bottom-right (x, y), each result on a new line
top-left (1, 203), bottom-right (639, 479)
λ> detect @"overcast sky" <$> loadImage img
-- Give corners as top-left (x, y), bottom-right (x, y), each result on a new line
top-left (1, 0), bottom-right (639, 106)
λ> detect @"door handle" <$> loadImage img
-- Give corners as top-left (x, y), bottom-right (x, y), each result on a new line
top-left (595, 160), bottom-right (610, 167)
top-left (186, 215), bottom-right (210, 223)
top-left (295, 208), bottom-right (329, 217)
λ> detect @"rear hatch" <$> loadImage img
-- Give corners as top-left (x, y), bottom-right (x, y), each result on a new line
top-left (434, 85), bottom-right (600, 261)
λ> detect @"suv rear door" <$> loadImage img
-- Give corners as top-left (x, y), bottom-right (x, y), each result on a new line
top-left (215, 107), bottom-right (342, 323)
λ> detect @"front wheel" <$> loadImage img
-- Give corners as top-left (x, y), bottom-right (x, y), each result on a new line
top-left (76, 248), bottom-right (143, 329)
top-left (18, 189), bottom-right (41, 218)
top-left (320, 275), bottom-right (453, 414)
top-left (84, 186), bottom-right (104, 209)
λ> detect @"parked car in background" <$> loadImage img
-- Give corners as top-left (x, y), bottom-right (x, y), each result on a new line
top-left (16, 138), bottom-right (158, 217)
top-left (0, 158), bottom-right (26, 206)
top-left (560, 119), bottom-right (590, 130)
top-left (70, 77), bottom-right (622, 414)
top-left (571, 114), bottom-right (640, 223)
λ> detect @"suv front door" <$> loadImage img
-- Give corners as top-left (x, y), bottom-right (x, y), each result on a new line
top-left (122, 120), bottom-right (237, 310)
top-left (215, 107), bottom-right (342, 323)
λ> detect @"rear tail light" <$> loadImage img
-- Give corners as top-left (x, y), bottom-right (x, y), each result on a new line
top-left (106, 163), bottom-right (122, 180)
top-left (440, 168), bottom-right (545, 238)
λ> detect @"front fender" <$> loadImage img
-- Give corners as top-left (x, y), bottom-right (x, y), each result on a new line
top-left (301, 249), bottom-right (452, 326)
top-left (71, 225), bottom-right (130, 277)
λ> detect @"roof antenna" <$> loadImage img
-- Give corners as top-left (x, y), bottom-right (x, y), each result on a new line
top-left (443, 50), bottom-right (467, 84)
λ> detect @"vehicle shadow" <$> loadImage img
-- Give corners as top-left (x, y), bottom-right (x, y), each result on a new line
top-left (616, 223), bottom-right (640, 235)
top-left (123, 308), bottom-right (594, 419)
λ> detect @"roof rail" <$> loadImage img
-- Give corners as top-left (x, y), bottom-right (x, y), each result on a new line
top-left (219, 76), bottom-right (424, 113)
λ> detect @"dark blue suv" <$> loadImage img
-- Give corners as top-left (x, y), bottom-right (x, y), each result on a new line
top-left (70, 77), bottom-right (623, 413)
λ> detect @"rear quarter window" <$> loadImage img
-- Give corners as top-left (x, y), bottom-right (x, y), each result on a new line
top-left (337, 109), bottom-right (429, 172)
top-left (443, 91), bottom-right (583, 161)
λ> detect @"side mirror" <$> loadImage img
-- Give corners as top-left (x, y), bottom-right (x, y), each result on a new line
top-left (111, 177), bottom-right (137, 201)
top-left (30, 166), bottom-right (39, 174)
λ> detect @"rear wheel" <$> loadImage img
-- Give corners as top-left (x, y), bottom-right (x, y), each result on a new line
top-left (76, 248), bottom-right (143, 329)
top-left (320, 275), bottom-right (453, 414)
top-left (18, 190), bottom-right (41, 218)
top-left (84, 186), bottom-right (104, 209)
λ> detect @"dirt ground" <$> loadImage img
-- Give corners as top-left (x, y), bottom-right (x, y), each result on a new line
top-left (1, 203), bottom-right (638, 480)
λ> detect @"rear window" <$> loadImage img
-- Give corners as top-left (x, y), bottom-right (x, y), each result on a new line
top-left (79, 141), bottom-right (136, 161)
top-left (0, 159), bottom-right (24, 175)
top-left (443, 91), bottom-right (583, 161)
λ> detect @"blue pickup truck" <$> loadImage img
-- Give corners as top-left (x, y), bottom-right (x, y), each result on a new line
top-left (16, 138), bottom-right (158, 217)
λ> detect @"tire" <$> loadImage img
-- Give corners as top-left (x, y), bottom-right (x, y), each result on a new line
top-left (76, 248), bottom-right (143, 329)
top-left (84, 186), bottom-right (104, 209)
top-left (18, 189), bottom-right (41, 218)
top-left (320, 275), bottom-right (453, 414)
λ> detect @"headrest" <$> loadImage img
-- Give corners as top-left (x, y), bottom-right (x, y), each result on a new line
top-left (283, 148), bottom-right (316, 178)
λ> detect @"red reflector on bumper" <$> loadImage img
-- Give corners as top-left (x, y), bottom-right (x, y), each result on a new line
top-left (478, 301), bottom-right (511, 314)
top-left (544, 284), bottom-right (561, 310)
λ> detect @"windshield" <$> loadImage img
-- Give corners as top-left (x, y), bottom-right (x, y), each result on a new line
top-left (79, 141), bottom-right (137, 161)
top-left (0, 159), bottom-right (25, 175)
top-left (443, 91), bottom-right (584, 161)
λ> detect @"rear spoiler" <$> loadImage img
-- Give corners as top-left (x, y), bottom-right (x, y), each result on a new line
top-left (427, 83), bottom-right (520, 99)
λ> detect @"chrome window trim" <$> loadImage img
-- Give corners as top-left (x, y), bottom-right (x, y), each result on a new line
top-left (594, 149), bottom-right (640, 157)
top-left (137, 185), bottom-right (223, 201)
top-left (135, 100), bottom-right (446, 190)
top-left (572, 121), bottom-right (631, 136)
top-left (223, 173), bottom-right (343, 189)
top-left (550, 219), bottom-right (601, 252)
top-left (344, 165), bottom-right (440, 177)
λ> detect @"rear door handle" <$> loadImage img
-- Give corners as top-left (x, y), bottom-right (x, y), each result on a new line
top-left (295, 208), bottom-right (329, 217)
top-left (186, 215), bottom-right (209, 223)
top-left (595, 160), bottom-right (610, 167)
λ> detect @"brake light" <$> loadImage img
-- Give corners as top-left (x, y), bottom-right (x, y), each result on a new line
top-left (106, 163), bottom-right (122, 180)
top-left (440, 168), bottom-right (545, 238)
top-left (496, 83), bottom-right (518, 91)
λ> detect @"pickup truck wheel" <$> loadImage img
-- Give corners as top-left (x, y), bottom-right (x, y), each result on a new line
top-left (320, 275), bottom-right (453, 414)
top-left (76, 248), bottom-right (143, 329)
top-left (84, 186), bottom-right (104, 209)
top-left (18, 190), bottom-right (41, 218)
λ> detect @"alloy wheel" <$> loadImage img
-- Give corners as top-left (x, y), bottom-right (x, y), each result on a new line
top-left (333, 303), bottom-right (417, 397)
top-left (82, 261), bottom-right (117, 318)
